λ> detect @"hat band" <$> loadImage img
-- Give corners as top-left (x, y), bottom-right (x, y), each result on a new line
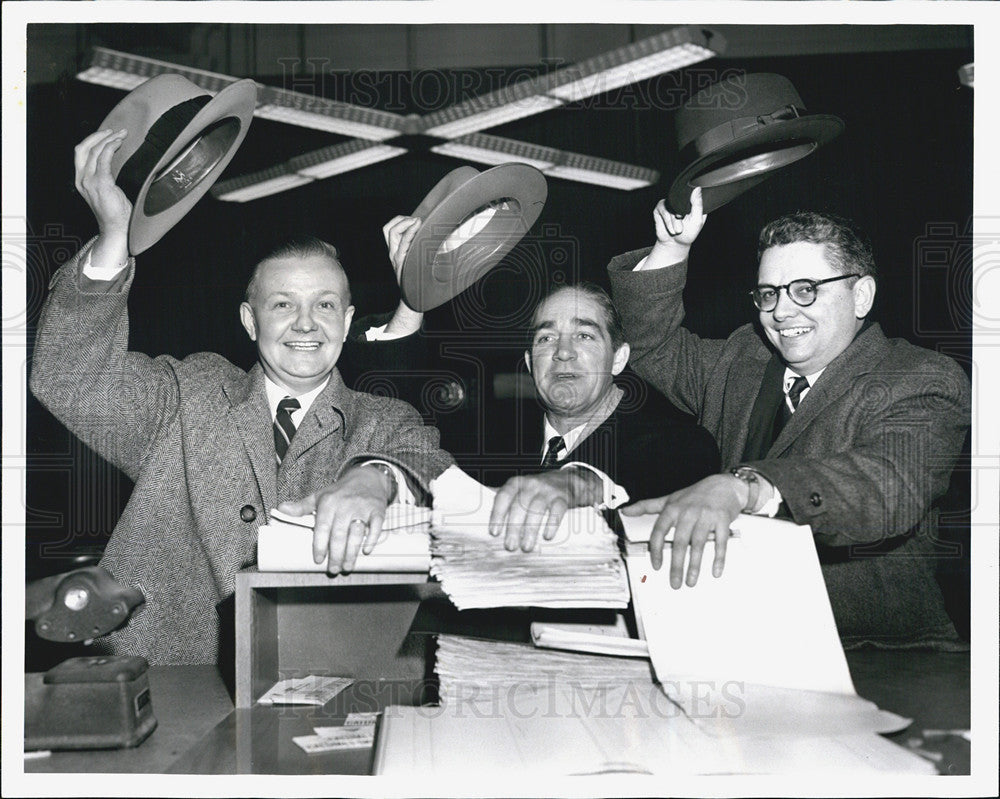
top-left (118, 95), bottom-right (212, 205)
top-left (678, 104), bottom-right (804, 165)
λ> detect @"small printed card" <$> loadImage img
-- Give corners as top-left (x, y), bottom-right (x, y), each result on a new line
top-left (294, 713), bottom-right (381, 753)
top-left (257, 675), bottom-right (354, 706)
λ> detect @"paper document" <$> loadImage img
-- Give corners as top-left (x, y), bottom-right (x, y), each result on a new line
top-left (624, 513), bottom-right (855, 695)
top-left (428, 466), bottom-right (629, 609)
top-left (256, 505), bottom-right (432, 572)
top-left (530, 617), bottom-right (649, 659)
top-left (257, 675), bottom-right (353, 706)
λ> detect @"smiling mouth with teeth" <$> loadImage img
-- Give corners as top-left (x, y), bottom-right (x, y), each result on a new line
top-left (778, 328), bottom-right (812, 338)
top-left (284, 342), bottom-right (321, 350)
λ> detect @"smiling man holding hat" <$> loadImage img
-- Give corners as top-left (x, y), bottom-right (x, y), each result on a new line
top-left (605, 73), bottom-right (971, 649)
top-left (30, 77), bottom-right (454, 665)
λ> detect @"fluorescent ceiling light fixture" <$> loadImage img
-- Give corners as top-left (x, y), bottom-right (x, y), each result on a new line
top-left (431, 133), bottom-right (560, 170)
top-left (545, 27), bottom-right (723, 103)
top-left (423, 93), bottom-right (564, 138)
top-left (77, 47), bottom-right (244, 95)
top-left (78, 48), bottom-right (406, 140)
top-left (290, 139), bottom-right (407, 179)
top-left (544, 153), bottom-right (659, 191)
top-left (256, 86), bottom-right (405, 140)
top-left (212, 165), bottom-right (312, 203)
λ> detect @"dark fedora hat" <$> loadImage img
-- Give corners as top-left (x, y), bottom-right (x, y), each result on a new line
top-left (99, 74), bottom-right (257, 254)
top-left (400, 164), bottom-right (548, 312)
top-left (667, 73), bottom-right (844, 215)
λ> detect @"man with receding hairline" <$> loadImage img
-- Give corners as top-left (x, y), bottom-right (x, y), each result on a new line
top-left (30, 130), bottom-right (454, 665)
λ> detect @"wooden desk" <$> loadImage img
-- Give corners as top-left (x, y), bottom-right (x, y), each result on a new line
top-left (22, 650), bottom-right (971, 776)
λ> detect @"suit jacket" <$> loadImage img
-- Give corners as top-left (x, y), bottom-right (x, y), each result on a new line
top-left (609, 248), bottom-right (970, 648)
top-left (30, 245), bottom-right (454, 664)
top-left (527, 383), bottom-right (720, 504)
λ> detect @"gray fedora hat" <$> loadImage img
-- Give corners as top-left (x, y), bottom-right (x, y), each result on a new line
top-left (667, 73), bottom-right (844, 215)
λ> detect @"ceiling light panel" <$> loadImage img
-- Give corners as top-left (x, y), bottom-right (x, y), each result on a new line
top-left (290, 140), bottom-right (407, 179)
top-left (431, 133), bottom-right (560, 170)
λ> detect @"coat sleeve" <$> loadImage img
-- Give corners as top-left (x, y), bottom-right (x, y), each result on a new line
top-left (747, 356), bottom-right (971, 547)
top-left (607, 248), bottom-right (727, 419)
top-left (339, 395), bottom-right (455, 501)
top-left (29, 243), bottom-right (181, 482)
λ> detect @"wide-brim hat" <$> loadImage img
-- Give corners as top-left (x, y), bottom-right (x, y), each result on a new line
top-left (100, 74), bottom-right (257, 254)
top-left (667, 73), bottom-right (844, 215)
top-left (400, 164), bottom-right (548, 312)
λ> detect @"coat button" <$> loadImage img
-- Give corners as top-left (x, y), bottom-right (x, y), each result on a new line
top-left (240, 505), bottom-right (257, 523)
top-left (809, 492), bottom-right (822, 507)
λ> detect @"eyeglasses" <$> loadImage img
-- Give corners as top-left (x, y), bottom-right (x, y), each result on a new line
top-left (750, 274), bottom-right (860, 312)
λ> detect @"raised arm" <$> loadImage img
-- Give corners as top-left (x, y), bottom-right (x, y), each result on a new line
top-left (30, 130), bottom-right (181, 480)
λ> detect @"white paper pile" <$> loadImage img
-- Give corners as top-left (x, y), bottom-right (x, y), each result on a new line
top-left (256, 505), bottom-right (432, 572)
top-left (434, 634), bottom-right (655, 709)
top-left (428, 466), bottom-right (630, 609)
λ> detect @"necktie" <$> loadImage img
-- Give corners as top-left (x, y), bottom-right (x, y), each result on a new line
top-left (787, 375), bottom-right (809, 412)
top-left (773, 376), bottom-right (809, 443)
top-left (540, 435), bottom-right (566, 469)
top-left (273, 397), bottom-right (301, 464)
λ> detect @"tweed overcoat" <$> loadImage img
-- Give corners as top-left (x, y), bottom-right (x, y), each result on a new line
top-left (31, 245), bottom-right (455, 664)
top-left (609, 248), bottom-right (970, 647)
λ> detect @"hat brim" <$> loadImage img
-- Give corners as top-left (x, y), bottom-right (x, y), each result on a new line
top-left (667, 115), bottom-right (844, 216)
top-left (103, 79), bottom-right (257, 254)
top-left (401, 163), bottom-right (548, 312)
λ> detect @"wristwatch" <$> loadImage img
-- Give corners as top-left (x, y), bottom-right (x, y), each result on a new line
top-left (365, 462), bottom-right (398, 504)
top-left (729, 466), bottom-right (761, 513)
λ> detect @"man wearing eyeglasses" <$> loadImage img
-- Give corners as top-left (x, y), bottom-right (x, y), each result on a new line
top-left (608, 187), bottom-right (970, 647)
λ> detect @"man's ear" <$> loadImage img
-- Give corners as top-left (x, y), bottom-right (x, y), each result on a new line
top-left (611, 343), bottom-right (630, 376)
top-left (853, 276), bottom-right (876, 319)
top-left (524, 350), bottom-right (533, 375)
top-left (342, 305), bottom-right (356, 342)
top-left (239, 302), bottom-right (257, 341)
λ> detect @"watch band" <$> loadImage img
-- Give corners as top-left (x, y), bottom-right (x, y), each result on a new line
top-left (729, 466), bottom-right (761, 513)
top-left (365, 462), bottom-right (398, 504)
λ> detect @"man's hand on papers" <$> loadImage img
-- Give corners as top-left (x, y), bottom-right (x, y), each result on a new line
top-left (621, 474), bottom-right (742, 589)
top-left (489, 469), bottom-right (603, 553)
top-left (276, 465), bottom-right (392, 574)
top-left (74, 129), bottom-right (132, 264)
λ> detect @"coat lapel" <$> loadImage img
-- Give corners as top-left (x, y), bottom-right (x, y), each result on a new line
top-left (720, 339), bottom-right (772, 466)
top-left (222, 364), bottom-right (277, 511)
top-left (770, 323), bottom-right (889, 455)
top-left (281, 369), bottom-right (348, 465)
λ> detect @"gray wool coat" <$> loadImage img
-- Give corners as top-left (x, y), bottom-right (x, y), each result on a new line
top-left (609, 248), bottom-right (970, 648)
top-left (31, 245), bottom-right (455, 664)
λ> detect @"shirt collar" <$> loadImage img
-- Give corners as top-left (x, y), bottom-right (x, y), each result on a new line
top-left (541, 417), bottom-right (588, 459)
top-left (264, 375), bottom-right (330, 420)
top-left (783, 366), bottom-right (825, 393)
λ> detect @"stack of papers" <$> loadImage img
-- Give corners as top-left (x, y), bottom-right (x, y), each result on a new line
top-left (530, 618), bottom-right (649, 659)
top-left (434, 634), bottom-right (656, 709)
top-left (256, 505), bottom-right (432, 572)
top-left (428, 466), bottom-right (630, 609)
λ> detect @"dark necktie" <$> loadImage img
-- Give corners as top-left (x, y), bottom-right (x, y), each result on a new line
top-left (540, 435), bottom-right (566, 469)
top-left (773, 376), bottom-right (809, 443)
top-left (273, 397), bottom-right (301, 464)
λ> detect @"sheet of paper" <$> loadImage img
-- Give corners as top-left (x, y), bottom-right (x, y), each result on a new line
top-left (625, 513), bottom-right (856, 697)
top-left (372, 701), bottom-right (934, 777)
top-left (256, 506), bottom-right (431, 572)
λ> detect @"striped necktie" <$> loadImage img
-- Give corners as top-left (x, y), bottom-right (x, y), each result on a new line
top-left (273, 397), bottom-right (301, 464)
top-left (540, 435), bottom-right (566, 469)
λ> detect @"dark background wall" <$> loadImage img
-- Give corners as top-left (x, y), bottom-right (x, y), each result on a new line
top-left (22, 24), bottom-right (973, 635)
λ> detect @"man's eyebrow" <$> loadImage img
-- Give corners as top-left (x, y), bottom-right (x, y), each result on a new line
top-left (531, 317), bottom-right (604, 334)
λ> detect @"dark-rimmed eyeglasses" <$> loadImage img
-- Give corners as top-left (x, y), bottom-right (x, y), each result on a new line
top-left (750, 274), bottom-right (860, 312)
